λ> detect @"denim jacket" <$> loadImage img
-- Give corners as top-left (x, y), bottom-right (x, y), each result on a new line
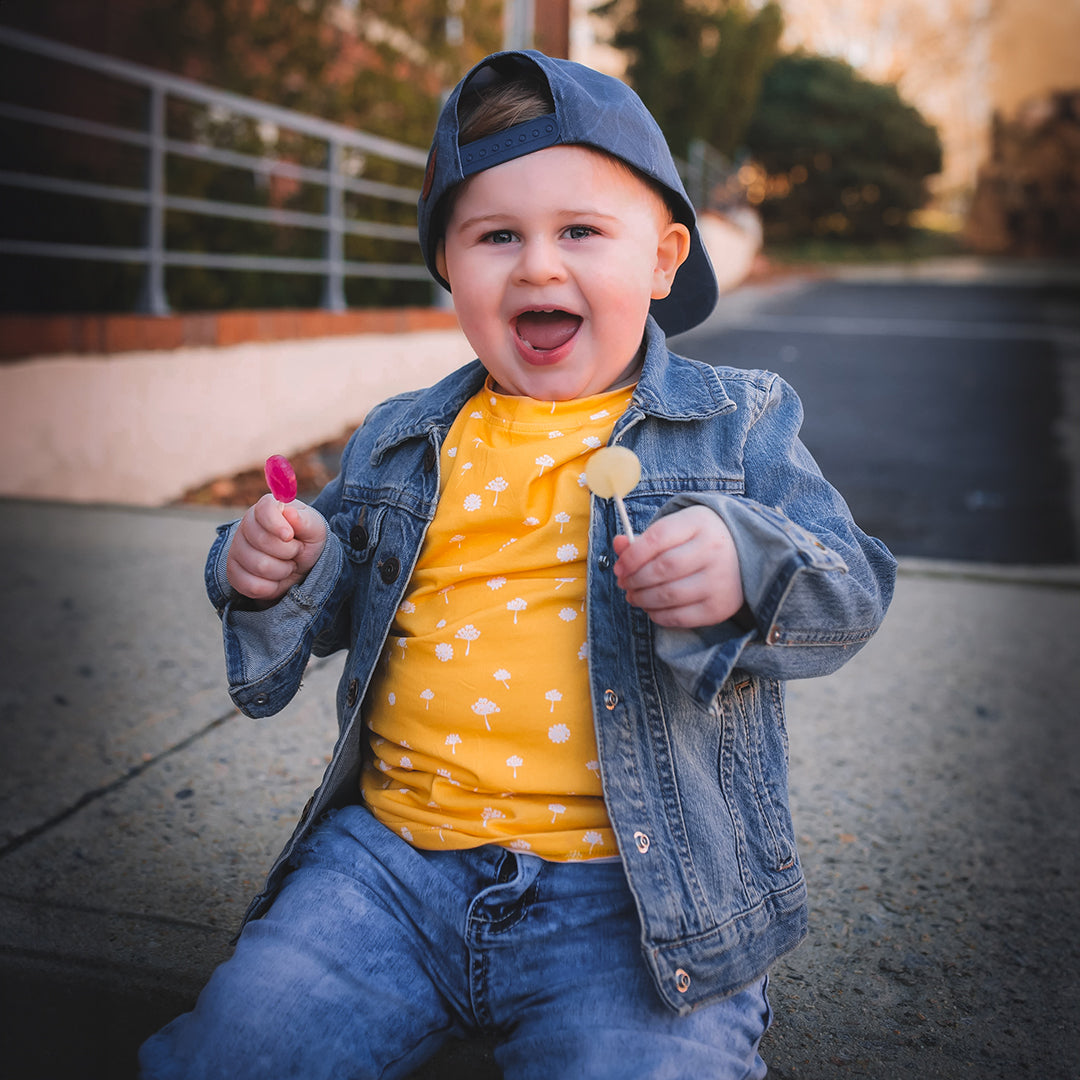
top-left (206, 317), bottom-right (895, 1015)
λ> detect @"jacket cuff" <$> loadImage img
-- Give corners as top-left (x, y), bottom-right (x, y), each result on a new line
top-left (652, 493), bottom-right (847, 705)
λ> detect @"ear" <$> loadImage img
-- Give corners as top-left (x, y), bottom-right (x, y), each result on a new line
top-left (435, 238), bottom-right (449, 285)
top-left (651, 222), bottom-right (692, 300)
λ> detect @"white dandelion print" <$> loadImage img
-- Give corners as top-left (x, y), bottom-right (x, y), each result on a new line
top-left (548, 723), bottom-right (570, 744)
top-left (445, 733), bottom-right (461, 755)
top-left (420, 689), bottom-right (434, 709)
top-left (450, 534), bottom-right (466, 548)
top-left (493, 668), bottom-right (511, 688)
top-left (558, 607), bottom-right (578, 622)
top-left (577, 472), bottom-right (588, 487)
top-left (555, 511), bottom-right (570, 533)
top-left (549, 803), bottom-right (567, 823)
top-left (401, 826), bottom-right (414, 842)
top-left (545, 689), bottom-right (563, 712)
top-left (586, 760), bottom-right (601, 777)
top-left (447, 446), bottom-right (458, 457)
top-left (578, 641), bottom-right (589, 661)
top-left (436, 619), bottom-right (447, 629)
top-left (510, 839), bottom-right (532, 850)
top-left (583, 830), bottom-right (604, 853)
top-left (399, 599), bottom-right (416, 615)
top-left (400, 755), bottom-right (412, 769)
top-left (481, 807), bottom-right (505, 828)
top-left (506, 755), bottom-right (523, 778)
top-left (472, 697), bottom-right (501, 730)
top-left (463, 493), bottom-right (482, 512)
top-left (506, 598), bottom-right (528, 623)
top-left (523, 516), bottom-right (541, 526)
top-left (582, 436), bottom-right (602, 449)
top-left (387, 692), bottom-right (397, 705)
top-left (456, 624), bottom-right (480, 655)
top-left (548, 430), bottom-right (564, 439)
top-left (590, 409), bottom-right (610, 420)
top-left (535, 454), bottom-right (555, 475)
top-left (438, 585), bottom-right (455, 604)
top-left (461, 461), bottom-right (473, 471)
top-left (487, 576), bottom-right (507, 590)
top-left (470, 411), bottom-right (482, 419)
top-left (486, 476), bottom-right (508, 504)
top-left (435, 643), bottom-right (454, 662)
top-left (556, 543), bottom-right (579, 563)
top-left (555, 577), bottom-right (576, 589)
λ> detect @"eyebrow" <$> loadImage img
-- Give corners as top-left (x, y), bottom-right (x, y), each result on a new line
top-left (453, 208), bottom-right (621, 231)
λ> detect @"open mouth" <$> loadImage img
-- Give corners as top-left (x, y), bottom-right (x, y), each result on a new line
top-left (513, 309), bottom-right (582, 352)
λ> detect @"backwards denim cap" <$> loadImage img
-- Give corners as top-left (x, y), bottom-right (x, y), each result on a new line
top-left (418, 51), bottom-right (719, 337)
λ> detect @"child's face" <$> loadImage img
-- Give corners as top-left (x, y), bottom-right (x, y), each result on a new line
top-left (437, 145), bottom-right (690, 400)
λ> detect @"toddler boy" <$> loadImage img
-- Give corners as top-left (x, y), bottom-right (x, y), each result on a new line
top-left (141, 50), bottom-right (895, 1079)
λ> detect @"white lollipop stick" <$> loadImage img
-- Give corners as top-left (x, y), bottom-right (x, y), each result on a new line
top-left (585, 446), bottom-right (642, 540)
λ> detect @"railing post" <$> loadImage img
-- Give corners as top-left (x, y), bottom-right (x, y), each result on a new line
top-left (321, 139), bottom-right (346, 311)
top-left (137, 83), bottom-right (170, 315)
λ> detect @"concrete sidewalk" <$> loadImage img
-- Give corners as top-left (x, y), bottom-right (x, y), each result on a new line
top-left (1, 499), bottom-right (1077, 1078)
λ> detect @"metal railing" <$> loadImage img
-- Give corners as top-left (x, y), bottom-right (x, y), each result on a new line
top-left (0, 27), bottom-right (432, 315)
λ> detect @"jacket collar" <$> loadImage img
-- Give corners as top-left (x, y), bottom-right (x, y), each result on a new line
top-left (371, 317), bottom-right (735, 462)
top-left (631, 316), bottom-right (737, 421)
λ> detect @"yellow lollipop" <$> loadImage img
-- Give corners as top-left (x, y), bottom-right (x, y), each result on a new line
top-left (586, 446), bottom-right (641, 539)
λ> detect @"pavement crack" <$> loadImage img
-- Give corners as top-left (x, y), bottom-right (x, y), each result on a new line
top-left (0, 706), bottom-right (241, 861)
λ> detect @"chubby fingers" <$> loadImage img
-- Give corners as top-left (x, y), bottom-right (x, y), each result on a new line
top-left (227, 495), bottom-right (304, 599)
top-left (612, 505), bottom-right (744, 628)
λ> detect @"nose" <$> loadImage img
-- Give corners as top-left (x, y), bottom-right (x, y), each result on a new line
top-left (513, 236), bottom-right (567, 285)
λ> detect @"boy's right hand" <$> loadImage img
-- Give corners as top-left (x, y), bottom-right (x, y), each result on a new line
top-left (226, 494), bottom-right (327, 602)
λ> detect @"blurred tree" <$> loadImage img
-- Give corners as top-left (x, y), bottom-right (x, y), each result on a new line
top-left (743, 53), bottom-right (942, 241)
top-left (594, 0), bottom-right (784, 159)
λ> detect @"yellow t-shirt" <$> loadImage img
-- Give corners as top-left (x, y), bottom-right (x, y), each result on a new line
top-left (360, 380), bottom-right (634, 860)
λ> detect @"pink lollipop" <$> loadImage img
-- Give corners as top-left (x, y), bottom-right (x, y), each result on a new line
top-left (264, 454), bottom-right (297, 503)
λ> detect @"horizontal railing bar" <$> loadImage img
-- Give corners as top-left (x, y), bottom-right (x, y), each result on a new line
top-left (0, 238), bottom-right (151, 263)
top-left (0, 101), bottom-right (152, 149)
top-left (0, 171), bottom-right (417, 241)
top-left (166, 194), bottom-right (418, 241)
top-left (0, 238), bottom-right (431, 279)
top-left (0, 169), bottom-right (151, 206)
top-left (0, 103), bottom-right (420, 205)
top-left (0, 27), bottom-right (429, 167)
top-left (162, 138), bottom-right (420, 204)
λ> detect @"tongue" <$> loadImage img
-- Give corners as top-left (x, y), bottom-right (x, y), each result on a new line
top-left (515, 311), bottom-right (581, 351)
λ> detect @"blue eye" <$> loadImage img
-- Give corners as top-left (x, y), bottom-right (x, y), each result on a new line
top-left (566, 225), bottom-right (596, 240)
top-left (485, 230), bottom-right (515, 245)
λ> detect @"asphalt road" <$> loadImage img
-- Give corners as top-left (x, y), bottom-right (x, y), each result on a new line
top-left (673, 273), bottom-right (1080, 566)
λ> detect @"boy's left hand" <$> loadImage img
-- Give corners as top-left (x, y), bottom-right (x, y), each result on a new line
top-left (612, 505), bottom-right (745, 628)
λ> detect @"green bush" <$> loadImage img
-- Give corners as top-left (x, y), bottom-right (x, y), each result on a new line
top-left (744, 53), bottom-right (942, 242)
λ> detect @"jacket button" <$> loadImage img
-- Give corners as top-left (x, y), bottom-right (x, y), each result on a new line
top-left (253, 692), bottom-right (269, 706)
top-left (349, 524), bottom-right (369, 550)
top-left (675, 968), bottom-right (691, 993)
top-left (378, 557), bottom-right (400, 584)
top-left (603, 689), bottom-right (618, 710)
top-left (634, 831), bottom-right (650, 854)
top-left (598, 553), bottom-right (612, 571)
top-left (345, 678), bottom-right (359, 707)
top-left (767, 626), bottom-right (781, 645)
top-left (423, 443), bottom-right (438, 471)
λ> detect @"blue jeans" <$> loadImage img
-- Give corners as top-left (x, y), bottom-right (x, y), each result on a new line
top-left (140, 806), bottom-right (772, 1079)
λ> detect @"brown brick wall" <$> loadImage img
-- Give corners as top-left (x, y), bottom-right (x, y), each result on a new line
top-left (0, 308), bottom-right (461, 362)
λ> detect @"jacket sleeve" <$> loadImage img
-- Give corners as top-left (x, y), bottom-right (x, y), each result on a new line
top-left (203, 436), bottom-right (361, 719)
top-left (653, 371), bottom-right (896, 706)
